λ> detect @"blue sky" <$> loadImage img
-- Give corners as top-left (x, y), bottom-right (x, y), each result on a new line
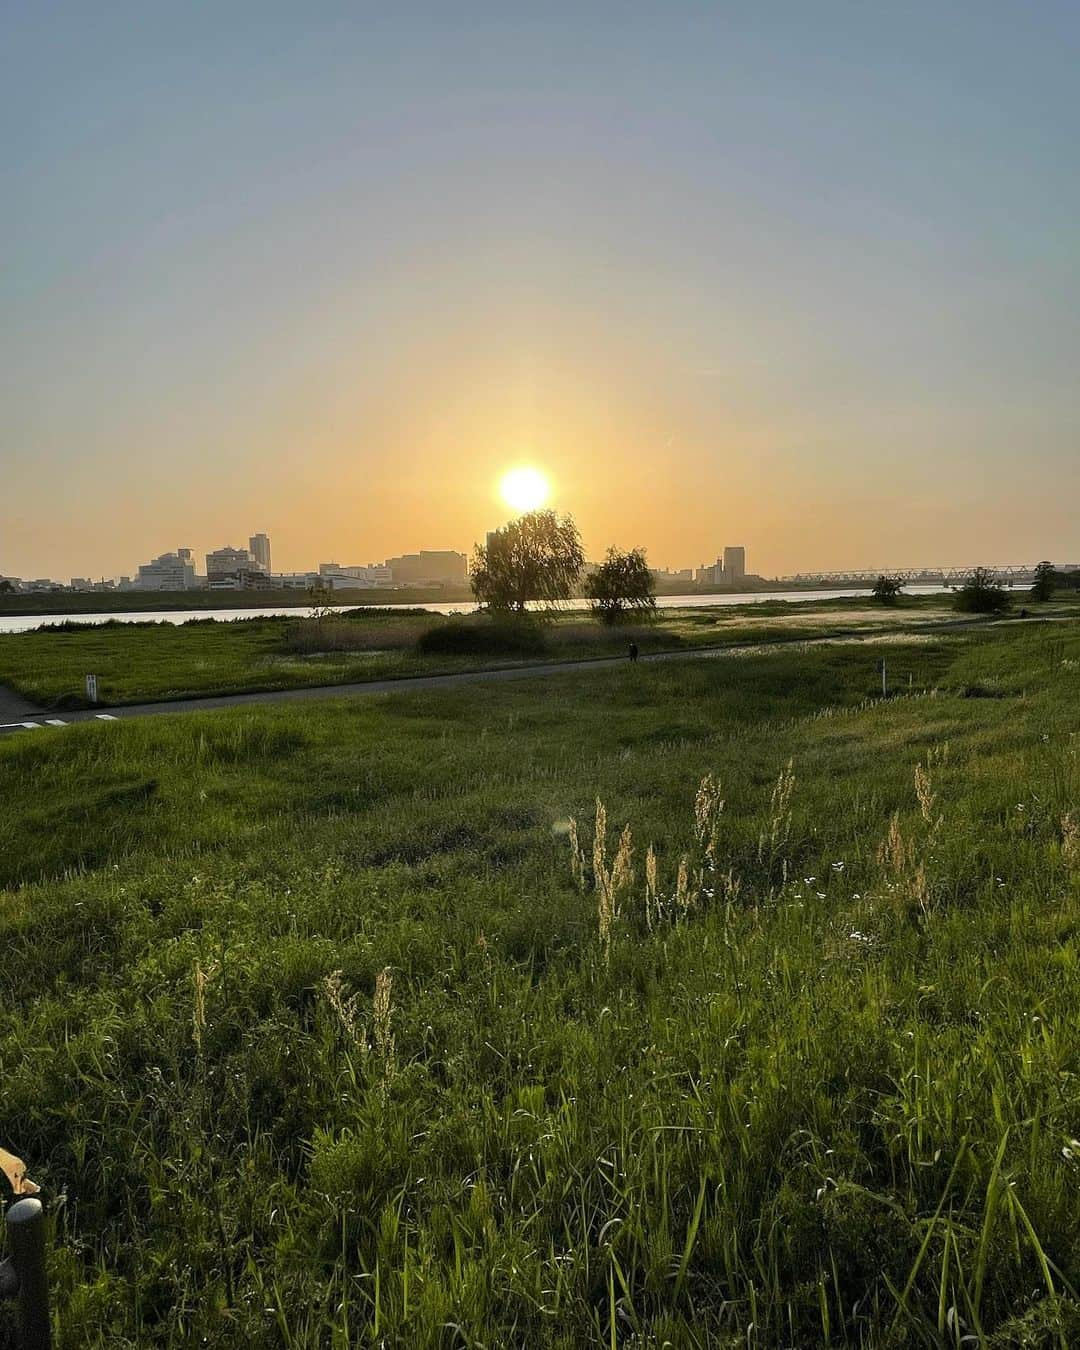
top-left (3, 2), bottom-right (1078, 577)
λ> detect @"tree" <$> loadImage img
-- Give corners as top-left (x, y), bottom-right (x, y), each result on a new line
top-left (470, 510), bottom-right (584, 613)
top-left (305, 577), bottom-right (338, 628)
top-left (871, 575), bottom-right (904, 605)
top-left (0, 580), bottom-right (13, 594)
top-left (954, 567), bottom-right (1010, 614)
top-left (585, 548), bottom-right (657, 623)
top-left (1031, 560), bottom-right (1056, 602)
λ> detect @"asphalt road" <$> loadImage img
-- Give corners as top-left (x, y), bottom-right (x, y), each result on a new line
top-left (0, 615), bottom-right (1068, 736)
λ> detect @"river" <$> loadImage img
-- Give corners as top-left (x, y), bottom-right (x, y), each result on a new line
top-left (0, 586), bottom-right (958, 634)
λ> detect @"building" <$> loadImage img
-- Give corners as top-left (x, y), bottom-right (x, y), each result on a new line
top-left (208, 571), bottom-right (273, 591)
top-left (386, 550), bottom-right (468, 587)
top-left (249, 533), bottom-right (271, 572)
top-left (206, 545), bottom-right (258, 575)
top-left (723, 546), bottom-right (746, 584)
top-left (318, 562), bottom-right (394, 588)
top-left (268, 572), bottom-right (319, 589)
top-left (205, 545), bottom-right (267, 588)
top-left (696, 547), bottom-right (748, 587)
top-left (135, 549), bottom-right (198, 590)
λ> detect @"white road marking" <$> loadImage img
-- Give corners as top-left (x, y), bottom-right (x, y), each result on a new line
top-left (95, 713), bottom-right (117, 720)
top-left (21, 722), bottom-right (42, 729)
top-left (46, 718), bottom-right (66, 726)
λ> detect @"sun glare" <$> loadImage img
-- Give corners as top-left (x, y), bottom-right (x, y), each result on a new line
top-left (499, 466), bottom-right (550, 514)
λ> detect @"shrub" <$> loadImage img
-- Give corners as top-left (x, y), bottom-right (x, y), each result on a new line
top-left (871, 575), bottom-right (904, 605)
top-left (415, 618), bottom-right (550, 657)
top-left (283, 616), bottom-right (433, 654)
top-left (954, 567), bottom-right (1010, 614)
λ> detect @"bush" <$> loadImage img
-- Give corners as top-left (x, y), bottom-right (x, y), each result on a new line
top-left (871, 575), bottom-right (904, 605)
top-left (415, 619), bottom-right (550, 657)
top-left (283, 616), bottom-right (434, 654)
top-left (954, 568), bottom-right (1010, 614)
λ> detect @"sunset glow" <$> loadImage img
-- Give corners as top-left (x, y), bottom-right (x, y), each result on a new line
top-left (499, 467), bottom-right (550, 515)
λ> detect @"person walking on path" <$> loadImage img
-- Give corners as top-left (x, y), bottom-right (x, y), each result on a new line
top-left (628, 641), bottom-right (639, 663)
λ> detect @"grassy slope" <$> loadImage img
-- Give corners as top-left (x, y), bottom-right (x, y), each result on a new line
top-left (0, 624), bottom-right (1078, 1345)
top-left (0, 594), bottom-right (1045, 709)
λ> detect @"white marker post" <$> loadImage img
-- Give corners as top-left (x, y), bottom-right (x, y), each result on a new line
top-left (85, 674), bottom-right (98, 704)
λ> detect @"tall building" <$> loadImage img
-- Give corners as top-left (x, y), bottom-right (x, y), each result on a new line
top-left (135, 550), bottom-right (198, 590)
top-left (695, 547), bottom-right (748, 586)
top-left (249, 533), bottom-right (271, 572)
top-left (723, 546), bottom-right (746, 583)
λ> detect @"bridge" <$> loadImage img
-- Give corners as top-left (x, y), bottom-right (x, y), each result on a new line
top-left (776, 563), bottom-right (1080, 587)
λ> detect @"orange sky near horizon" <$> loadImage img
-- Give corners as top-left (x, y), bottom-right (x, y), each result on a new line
top-left (4, 5), bottom-right (1078, 582)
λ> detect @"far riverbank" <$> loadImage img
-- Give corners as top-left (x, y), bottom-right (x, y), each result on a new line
top-left (0, 585), bottom-right (958, 634)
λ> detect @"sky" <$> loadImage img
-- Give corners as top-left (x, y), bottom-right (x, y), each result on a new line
top-left (3, 1), bottom-right (1078, 580)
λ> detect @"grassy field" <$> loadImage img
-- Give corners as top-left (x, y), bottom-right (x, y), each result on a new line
top-left (3, 593), bottom-right (1064, 710)
top-left (0, 621), bottom-right (1078, 1345)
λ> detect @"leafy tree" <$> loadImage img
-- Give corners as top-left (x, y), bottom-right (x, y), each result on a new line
top-left (1031, 560), bottom-right (1056, 602)
top-left (954, 567), bottom-right (1010, 614)
top-left (0, 580), bottom-right (14, 594)
top-left (470, 510), bottom-right (584, 613)
top-left (585, 548), bottom-right (657, 624)
top-left (870, 575), bottom-right (904, 605)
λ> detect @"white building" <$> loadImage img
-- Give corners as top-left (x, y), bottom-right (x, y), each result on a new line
top-left (318, 562), bottom-right (393, 588)
top-left (206, 545), bottom-right (260, 576)
top-left (269, 572), bottom-right (319, 590)
top-left (135, 549), bottom-right (198, 590)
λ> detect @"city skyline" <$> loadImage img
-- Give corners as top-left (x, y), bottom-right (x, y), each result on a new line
top-left (5, 522), bottom-right (1077, 596)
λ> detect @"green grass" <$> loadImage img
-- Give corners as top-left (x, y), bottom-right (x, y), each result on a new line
top-left (1, 593), bottom-right (1051, 710)
top-left (1, 623), bottom-right (1079, 1346)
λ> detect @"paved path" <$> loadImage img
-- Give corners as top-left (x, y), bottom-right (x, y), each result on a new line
top-left (0, 615), bottom-right (1070, 736)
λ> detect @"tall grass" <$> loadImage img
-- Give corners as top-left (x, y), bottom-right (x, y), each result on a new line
top-left (0, 625), bottom-right (1077, 1345)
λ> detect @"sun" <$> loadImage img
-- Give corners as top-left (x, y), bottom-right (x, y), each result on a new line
top-left (499, 465), bottom-right (550, 514)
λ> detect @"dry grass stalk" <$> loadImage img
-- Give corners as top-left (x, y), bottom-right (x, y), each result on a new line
top-left (567, 817), bottom-right (585, 890)
top-left (589, 800), bottom-right (635, 957)
top-left (192, 958), bottom-right (220, 1054)
top-left (914, 763), bottom-right (936, 824)
top-left (373, 967), bottom-right (395, 1082)
top-left (323, 969), bottom-right (365, 1050)
top-left (611, 824), bottom-right (634, 897)
top-left (592, 798), bottom-right (608, 898)
top-left (911, 863), bottom-right (932, 921)
top-left (878, 812), bottom-right (911, 874)
top-left (1063, 812), bottom-right (1079, 867)
top-left (644, 844), bottom-right (659, 931)
top-left (694, 773), bottom-right (724, 862)
top-left (722, 868), bottom-right (742, 905)
top-left (675, 855), bottom-right (692, 915)
top-left (759, 758), bottom-right (796, 861)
